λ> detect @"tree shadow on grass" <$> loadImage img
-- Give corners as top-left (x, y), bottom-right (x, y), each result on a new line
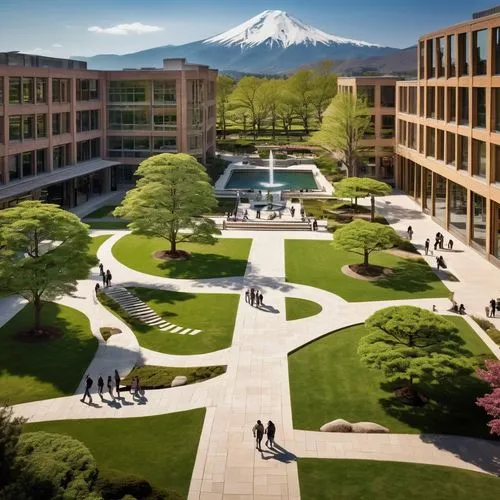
top-left (157, 252), bottom-right (248, 279)
top-left (373, 258), bottom-right (445, 294)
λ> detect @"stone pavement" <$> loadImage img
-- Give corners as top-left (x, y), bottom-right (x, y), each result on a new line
top-left (3, 195), bottom-right (500, 499)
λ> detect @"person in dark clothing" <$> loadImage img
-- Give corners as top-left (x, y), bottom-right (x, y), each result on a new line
top-left (81, 375), bottom-right (93, 404)
top-left (102, 271), bottom-right (106, 286)
top-left (290, 206), bottom-right (295, 218)
top-left (95, 283), bottom-right (100, 295)
top-left (407, 226), bottom-right (413, 240)
top-left (107, 375), bottom-right (114, 398)
top-left (259, 292), bottom-right (263, 306)
top-left (105, 270), bottom-right (112, 287)
top-left (252, 420), bottom-right (265, 450)
top-left (97, 376), bottom-right (104, 399)
top-left (436, 256), bottom-right (445, 270)
top-left (245, 289), bottom-right (250, 303)
top-left (114, 369), bottom-right (121, 398)
top-left (459, 303), bottom-right (466, 315)
top-left (490, 298), bottom-right (497, 318)
top-left (424, 238), bottom-right (430, 255)
top-left (439, 233), bottom-right (444, 249)
top-left (448, 239), bottom-right (454, 250)
top-left (313, 219), bottom-right (318, 231)
top-left (255, 290), bottom-right (260, 307)
top-left (250, 288), bottom-right (255, 306)
top-left (265, 421), bottom-right (276, 448)
top-left (99, 263), bottom-right (104, 276)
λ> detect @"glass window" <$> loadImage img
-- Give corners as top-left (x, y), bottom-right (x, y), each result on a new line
top-left (408, 122), bottom-right (417, 149)
top-left (423, 167), bottom-right (433, 212)
top-left (23, 115), bottom-right (34, 140)
top-left (108, 106), bottom-right (149, 130)
top-left (448, 34), bottom-right (456, 77)
top-left (9, 115), bottom-right (21, 141)
top-left (52, 113), bottom-right (60, 135)
top-left (494, 28), bottom-right (500, 75)
top-left (427, 86), bottom-right (435, 118)
top-left (153, 137), bottom-right (177, 151)
top-left (408, 86), bottom-right (417, 114)
top-left (437, 87), bottom-right (444, 120)
top-left (436, 129), bottom-right (444, 161)
top-left (22, 151), bottom-right (33, 177)
top-left (380, 86), bottom-right (395, 107)
top-left (446, 132), bottom-right (455, 166)
top-left (474, 87), bottom-right (486, 128)
top-left (458, 33), bottom-right (469, 76)
top-left (153, 109), bottom-right (177, 131)
top-left (35, 78), bottom-right (47, 104)
top-left (9, 77), bottom-right (21, 104)
top-left (107, 136), bottom-right (151, 158)
top-left (427, 39), bottom-right (435, 78)
top-left (108, 81), bottom-right (149, 103)
top-left (459, 87), bottom-right (468, 125)
top-left (53, 144), bottom-right (70, 168)
top-left (472, 192), bottom-right (487, 250)
top-left (473, 29), bottom-right (488, 76)
top-left (398, 87), bottom-right (407, 112)
top-left (426, 127), bottom-right (435, 157)
top-left (449, 181), bottom-right (467, 237)
top-left (22, 78), bottom-right (34, 104)
top-left (458, 135), bottom-right (468, 170)
top-left (495, 203), bottom-right (500, 259)
top-left (358, 85), bottom-right (375, 107)
top-left (52, 79), bottom-right (69, 103)
top-left (434, 173), bottom-right (446, 222)
top-left (36, 149), bottom-right (47, 173)
top-left (8, 154), bottom-right (21, 180)
top-left (419, 41), bottom-right (425, 78)
top-left (447, 87), bottom-right (456, 122)
top-left (493, 144), bottom-right (500, 183)
top-left (415, 163), bottom-right (421, 200)
top-left (0, 78), bottom-right (3, 104)
top-left (153, 80), bottom-right (176, 104)
top-left (76, 79), bottom-right (99, 101)
top-left (494, 88), bottom-right (500, 131)
top-left (437, 37), bottom-right (445, 77)
top-left (419, 124), bottom-right (424, 153)
top-left (472, 139), bottom-right (487, 178)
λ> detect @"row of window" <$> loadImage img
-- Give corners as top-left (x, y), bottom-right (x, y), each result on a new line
top-left (419, 27), bottom-right (500, 79)
top-left (108, 80), bottom-right (176, 104)
top-left (107, 136), bottom-right (177, 158)
top-left (340, 85), bottom-right (396, 108)
top-left (107, 107), bottom-right (176, 130)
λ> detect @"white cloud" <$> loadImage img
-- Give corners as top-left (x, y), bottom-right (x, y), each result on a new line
top-left (88, 22), bottom-right (163, 36)
top-left (30, 47), bottom-right (53, 55)
top-left (52, 43), bottom-right (63, 48)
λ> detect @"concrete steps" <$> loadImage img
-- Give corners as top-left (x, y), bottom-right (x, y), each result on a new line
top-left (224, 220), bottom-right (311, 231)
top-left (103, 286), bottom-right (201, 335)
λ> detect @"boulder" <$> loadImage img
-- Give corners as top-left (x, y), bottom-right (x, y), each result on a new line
top-left (320, 419), bottom-right (353, 433)
top-left (351, 422), bottom-right (389, 433)
top-left (171, 376), bottom-right (188, 388)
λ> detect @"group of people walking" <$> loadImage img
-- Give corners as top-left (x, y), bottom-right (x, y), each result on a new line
top-left (252, 420), bottom-right (276, 450)
top-left (99, 263), bottom-right (112, 287)
top-left (422, 234), bottom-right (453, 256)
top-left (487, 298), bottom-right (498, 318)
top-left (81, 370), bottom-right (142, 404)
top-left (245, 288), bottom-right (264, 307)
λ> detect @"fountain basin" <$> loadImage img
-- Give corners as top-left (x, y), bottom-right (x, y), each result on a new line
top-left (225, 168), bottom-right (318, 191)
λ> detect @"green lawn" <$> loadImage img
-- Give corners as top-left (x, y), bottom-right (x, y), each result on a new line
top-left (25, 409), bottom-right (205, 498)
top-left (0, 302), bottom-right (98, 405)
top-left (112, 234), bottom-right (252, 279)
top-left (124, 288), bottom-right (238, 355)
top-left (88, 234), bottom-right (112, 258)
top-left (85, 220), bottom-right (130, 230)
top-left (288, 316), bottom-right (492, 438)
top-left (298, 459), bottom-right (500, 500)
top-left (285, 297), bottom-right (323, 321)
top-left (84, 205), bottom-right (117, 218)
top-left (285, 240), bottom-right (449, 301)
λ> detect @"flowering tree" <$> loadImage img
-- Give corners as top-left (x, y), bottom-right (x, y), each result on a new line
top-left (476, 360), bottom-right (500, 435)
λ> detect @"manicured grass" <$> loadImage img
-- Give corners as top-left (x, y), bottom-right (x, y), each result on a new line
top-left (25, 409), bottom-right (205, 498)
top-left (84, 205), bottom-right (117, 218)
top-left (285, 297), bottom-right (322, 321)
top-left (113, 234), bottom-right (252, 279)
top-left (0, 302), bottom-right (98, 405)
top-left (122, 364), bottom-right (226, 389)
top-left (88, 234), bottom-right (112, 258)
top-left (298, 459), bottom-right (500, 500)
top-left (288, 316), bottom-right (492, 438)
top-left (124, 288), bottom-right (238, 355)
top-left (285, 240), bottom-right (449, 301)
top-left (85, 220), bottom-right (130, 230)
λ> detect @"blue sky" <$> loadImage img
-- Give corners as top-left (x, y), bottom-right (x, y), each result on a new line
top-left (0, 0), bottom-right (494, 57)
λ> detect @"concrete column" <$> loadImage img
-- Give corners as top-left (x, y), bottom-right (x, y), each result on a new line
top-left (70, 78), bottom-right (77, 164)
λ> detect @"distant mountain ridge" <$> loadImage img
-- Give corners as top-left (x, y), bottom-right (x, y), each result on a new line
top-left (76, 10), bottom-right (404, 74)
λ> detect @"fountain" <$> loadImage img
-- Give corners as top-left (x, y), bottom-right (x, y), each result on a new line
top-left (260, 150), bottom-right (283, 189)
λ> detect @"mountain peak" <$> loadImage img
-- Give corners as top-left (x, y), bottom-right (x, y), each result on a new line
top-left (203, 10), bottom-right (379, 49)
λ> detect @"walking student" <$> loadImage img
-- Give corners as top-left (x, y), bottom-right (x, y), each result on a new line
top-left (97, 375), bottom-right (104, 399)
top-left (105, 270), bottom-right (112, 287)
top-left (250, 288), bottom-right (255, 307)
top-left (245, 289), bottom-right (250, 303)
top-left (95, 283), bottom-right (100, 295)
top-left (407, 225), bottom-right (413, 240)
top-left (265, 420), bottom-right (276, 448)
top-left (253, 420), bottom-right (265, 450)
top-left (424, 238), bottom-right (430, 255)
top-left (114, 369), bottom-right (121, 398)
top-left (81, 375), bottom-right (93, 404)
top-left (107, 375), bottom-right (114, 398)
top-left (259, 291), bottom-right (264, 306)
top-left (255, 290), bottom-right (260, 307)
top-left (99, 262), bottom-right (104, 277)
top-left (490, 298), bottom-right (497, 318)
top-left (448, 239), bottom-right (454, 250)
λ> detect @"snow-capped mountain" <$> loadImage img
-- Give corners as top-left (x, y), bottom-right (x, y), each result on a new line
top-left (76, 10), bottom-right (399, 73)
top-left (203, 10), bottom-right (379, 49)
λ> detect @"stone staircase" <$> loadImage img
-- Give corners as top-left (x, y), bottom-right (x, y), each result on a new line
top-left (104, 286), bottom-right (201, 335)
top-left (224, 220), bottom-right (311, 231)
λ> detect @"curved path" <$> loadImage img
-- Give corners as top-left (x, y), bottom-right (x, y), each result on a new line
top-left (7, 220), bottom-right (500, 499)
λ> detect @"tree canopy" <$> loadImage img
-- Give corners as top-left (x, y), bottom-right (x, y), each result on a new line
top-left (216, 75), bottom-right (235, 139)
top-left (310, 92), bottom-right (371, 176)
top-left (0, 201), bottom-right (95, 331)
top-left (0, 406), bottom-right (25, 497)
top-left (476, 360), bottom-right (500, 435)
top-left (114, 153), bottom-right (219, 255)
top-left (359, 306), bottom-right (471, 402)
top-left (333, 219), bottom-right (400, 267)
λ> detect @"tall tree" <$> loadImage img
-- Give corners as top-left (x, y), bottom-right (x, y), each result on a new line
top-left (333, 219), bottom-right (400, 267)
top-left (310, 92), bottom-right (371, 176)
top-left (230, 76), bottom-right (264, 139)
top-left (476, 360), bottom-right (500, 436)
top-left (228, 107), bottom-right (249, 138)
top-left (334, 177), bottom-right (392, 221)
top-left (216, 74), bottom-right (235, 139)
top-left (277, 83), bottom-right (298, 137)
top-left (259, 79), bottom-right (282, 140)
top-left (310, 60), bottom-right (337, 125)
top-left (359, 306), bottom-right (471, 404)
top-left (0, 201), bottom-right (95, 332)
top-left (114, 153), bottom-right (219, 256)
top-left (288, 70), bottom-right (314, 134)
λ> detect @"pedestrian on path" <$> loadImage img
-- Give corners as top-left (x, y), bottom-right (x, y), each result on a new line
top-left (290, 206), bottom-right (295, 218)
top-left (265, 421), bottom-right (276, 448)
top-left (114, 369), bottom-right (121, 398)
top-left (490, 298), bottom-right (496, 318)
top-left (99, 263), bottom-right (104, 277)
top-left (259, 292), bottom-right (263, 306)
top-left (105, 270), bottom-right (112, 287)
top-left (459, 303), bottom-right (466, 315)
top-left (434, 233), bottom-right (440, 251)
top-left (130, 376), bottom-right (137, 395)
top-left (253, 420), bottom-right (265, 451)
top-left (424, 238), bottom-right (430, 255)
top-left (313, 219), bottom-right (318, 231)
top-left (97, 376), bottom-right (104, 399)
top-left (95, 283), bottom-right (100, 296)
top-left (439, 233), bottom-right (444, 249)
top-left (250, 288), bottom-right (255, 307)
top-left (107, 375), bottom-right (113, 398)
top-left (81, 375), bottom-right (93, 404)
top-left (102, 270), bottom-right (106, 286)
top-left (448, 239), bottom-right (454, 250)
top-left (436, 256), bottom-right (446, 270)
top-left (245, 289), bottom-right (250, 303)
top-left (407, 226), bottom-right (413, 240)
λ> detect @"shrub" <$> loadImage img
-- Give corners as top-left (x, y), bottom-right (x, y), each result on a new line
top-left (472, 316), bottom-right (500, 345)
top-left (395, 239), bottom-right (419, 253)
top-left (314, 155), bottom-right (337, 172)
top-left (217, 140), bottom-right (256, 154)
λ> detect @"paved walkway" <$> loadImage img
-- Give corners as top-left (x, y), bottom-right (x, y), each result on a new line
top-left (3, 195), bottom-right (500, 498)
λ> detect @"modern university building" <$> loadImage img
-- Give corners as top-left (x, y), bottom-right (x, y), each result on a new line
top-left (0, 53), bottom-right (216, 209)
top-left (395, 7), bottom-right (500, 267)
